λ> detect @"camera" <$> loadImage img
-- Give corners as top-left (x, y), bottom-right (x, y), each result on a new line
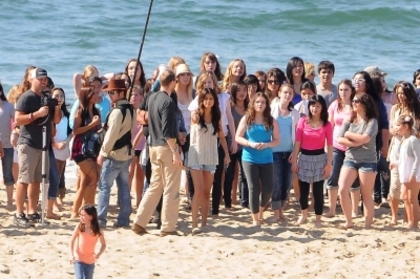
top-left (41, 90), bottom-right (59, 107)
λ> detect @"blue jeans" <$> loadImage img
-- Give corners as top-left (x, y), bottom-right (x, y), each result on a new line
top-left (1, 148), bottom-right (14, 185)
top-left (48, 148), bottom-right (59, 200)
top-left (97, 158), bottom-right (132, 227)
top-left (272, 151), bottom-right (292, 210)
top-left (74, 260), bottom-right (94, 279)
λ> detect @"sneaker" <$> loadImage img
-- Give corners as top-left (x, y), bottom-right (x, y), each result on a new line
top-left (27, 212), bottom-right (43, 223)
top-left (14, 213), bottom-right (33, 228)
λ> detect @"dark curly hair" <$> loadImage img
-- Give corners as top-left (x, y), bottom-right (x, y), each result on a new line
top-left (351, 92), bottom-right (378, 122)
top-left (308, 95), bottom-right (329, 125)
top-left (197, 88), bottom-right (221, 135)
top-left (246, 92), bottom-right (273, 131)
top-left (353, 71), bottom-right (379, 101)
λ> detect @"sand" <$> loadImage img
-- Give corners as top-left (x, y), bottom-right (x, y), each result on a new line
top-left (0, 160), bottom-right (420, 279)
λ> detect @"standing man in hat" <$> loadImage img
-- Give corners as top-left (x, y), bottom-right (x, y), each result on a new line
top-left (14, 67), bottom-right (61, 226)
top-left (97, 79), bottom-right (135, 228)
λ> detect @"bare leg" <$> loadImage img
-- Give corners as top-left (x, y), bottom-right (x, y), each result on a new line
top-left (359, 171), bottom-right (376, 229)
top-left (232, 162), bottom-right (239, 205)
top-left (6, 185), bottom-right (14, 207)
top-left (190, 169), bottom-right (204, 230)
top-left (202, 171), bottom-right (214, 227)
top-left (15, 182), bottom-right (28, 216)
top-left (326, 188), bottom-right (338, 217)
top-left (134, 162), bottom-right (145, 208)
top-left (390, 197), bottom-right (399, 225)
top-left (27, 182), bottom-right (40, 214)
top-left (338, 167), bottom-right (358, 228)
top-left (72, 160), bottom-right (96, 218)
top-left (351, 189), bottom-right (360, 217)
top-left (295, 209), bottom-right (308, 225)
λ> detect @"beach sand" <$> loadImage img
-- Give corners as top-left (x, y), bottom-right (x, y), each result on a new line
top-left (0, 160), bottom-right (420, 279)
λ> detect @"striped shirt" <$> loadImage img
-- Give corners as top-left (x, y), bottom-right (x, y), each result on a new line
top-left (187, 122), bottom-right (218, 166)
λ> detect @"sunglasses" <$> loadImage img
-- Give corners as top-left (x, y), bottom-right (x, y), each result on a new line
top-left (352, 99), bottom-right (360, 104)
top-left (268, 80), bottom-right (280, 85)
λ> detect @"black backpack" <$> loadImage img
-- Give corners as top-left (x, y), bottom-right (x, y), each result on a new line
top-left (83, 103), bottom-right (134, 157)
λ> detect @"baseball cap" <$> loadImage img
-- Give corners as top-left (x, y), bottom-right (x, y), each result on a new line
top-left (31, 67), bottom-right (48, 79)
top-left (364, 66), bottom-right (387, 76)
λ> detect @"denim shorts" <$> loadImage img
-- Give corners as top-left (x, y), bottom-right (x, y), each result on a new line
top-left (327, 148), bottom-right (360, 190)
top-left (342, 160), bottom-right (377, 173)
top-left (189, 165), bottom-right (217, 174)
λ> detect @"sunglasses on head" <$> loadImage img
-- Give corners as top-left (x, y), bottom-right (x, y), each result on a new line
top-left (268, 80), bottom-right (280, 85)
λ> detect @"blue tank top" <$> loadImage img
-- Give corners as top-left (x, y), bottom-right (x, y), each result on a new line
top-left (242, 123), bottom-right (273, 164)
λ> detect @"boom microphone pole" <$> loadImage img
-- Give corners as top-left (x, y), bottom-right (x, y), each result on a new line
top-left (129, 0), bottom-right (154, 92)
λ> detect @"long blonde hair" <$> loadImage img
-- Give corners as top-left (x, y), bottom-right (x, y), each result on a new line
top-left (168, 56), bottom-right (185, 71)
top-left (222, 59), bottom-right (246, 92)
top-left (82, 65), bottom-right (99, 87)
top-left (196, 71), bottom-right (220, 95)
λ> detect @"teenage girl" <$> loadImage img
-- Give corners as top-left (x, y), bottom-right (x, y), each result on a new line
top-left (325, 80), bottom-right (356, 217)
top-left (125, 58), bottom-right (147, 88)
top-left (222, 59), bottom-right (247, 93)
top-left (51, 87), bottom-right (71, 208)
top-left (291, 95), bottom-right (333, 228)
top-left (188, 88), bottom-right (230, 234)
top-left (129, 86), bottom-right (145, 208)
top-left (254, 71), bottom-right (267, 92)
top-left (271, 84), bottom-right (300, 221)
top-left (286, 57), bottom-right (309, 104)
top-left (390, 115), bottom-right (420, 229)
top-left (0, 82), bottom-right (15, 207)
top-left (71, 87), bottom-right (101, 218)
top-left (223, 81), bottom-right (249, 209)
top-left (236, 92), bottom-right (280, 226)
top-left (265, 68), bottom-right (287, 103)
top-left (199, 52), bottom-right (224, 82)
top-left (69, 204), bottom-right (106, 279)
top-left (73, 65), bottom-right (114, 97)
top-left (388, 81), bottom-right (420, 225)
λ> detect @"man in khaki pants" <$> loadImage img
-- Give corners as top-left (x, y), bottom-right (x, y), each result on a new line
top-left (132, 70), bottom-right (183, 236)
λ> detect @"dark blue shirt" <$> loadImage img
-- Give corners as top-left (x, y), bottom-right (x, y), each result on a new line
top-left (375, 99), bottom-right (389, 151)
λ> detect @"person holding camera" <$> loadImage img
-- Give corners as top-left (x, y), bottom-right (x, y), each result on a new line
top-left (71, 86), bottom-right (101, 219)
top-left (14, 68), bottom-right (61, 226)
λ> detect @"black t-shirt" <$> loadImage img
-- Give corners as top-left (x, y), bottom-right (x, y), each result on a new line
top-left (16, 90), bottom-right (52, 150)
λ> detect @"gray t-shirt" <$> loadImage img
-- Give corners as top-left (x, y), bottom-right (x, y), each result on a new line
top-left (0, 101), bottom-right (15, 148)
top-left (339, 118), bottom-right (378, 163)
top-left (317, 84), bottom-right (338, 108)
top-left (16, 90), bottom-right (52, 150)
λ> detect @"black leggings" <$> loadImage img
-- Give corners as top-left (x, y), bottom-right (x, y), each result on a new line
top-left (299, 180), bottom-right (324, 215)
top-left (242, 162), bottom-right (273, 214)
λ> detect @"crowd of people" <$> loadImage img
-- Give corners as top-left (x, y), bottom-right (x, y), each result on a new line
top-left (2, 53), bottom-right (420, 278)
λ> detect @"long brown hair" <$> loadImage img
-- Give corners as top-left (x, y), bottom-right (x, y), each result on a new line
top-left (124, 58), bottom-right (146, 88)
top-left (337, 79), bottom-right (356, 111)
top-left (78, 204), bottom-right (102, 236)
top-left (197, 88), bottom-right (221, 135)
top-left (350, 92), bottom-right (378, 122)
top-left (246, 92), bottom-right (273, 131)
top-left (200, 52), bottom-right (223, 81)
top-left (78, 87), bottom-right (100, 118)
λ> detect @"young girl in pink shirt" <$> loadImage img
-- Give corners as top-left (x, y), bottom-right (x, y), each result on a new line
top-left (325, 80), bottom-right (357, 217)
top-left (291, 95), bottom-right (333, 228)
top-left (70, 204), bottom-right (106, 279)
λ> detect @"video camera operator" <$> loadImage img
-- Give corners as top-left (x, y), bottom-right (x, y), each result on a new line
top-left (14, 67), bottom-right (61, 227)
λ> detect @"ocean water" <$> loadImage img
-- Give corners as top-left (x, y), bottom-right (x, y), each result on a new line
top-left (1, 0), bottom-right (420, 103)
